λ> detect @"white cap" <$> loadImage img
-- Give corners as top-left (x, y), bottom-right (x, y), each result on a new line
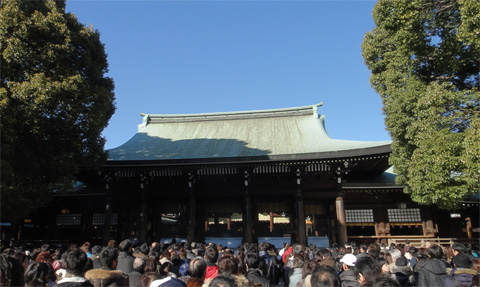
top-left (340, 254), bottom-right (357, 266)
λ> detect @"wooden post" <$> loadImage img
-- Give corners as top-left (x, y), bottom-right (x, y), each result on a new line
top-left (187, 189), bottom-right (196, 242)
top-left (269, 212), bottom-right (274, 233)
top-left (335, 196), bottom-right (347, 246)
top-left (103, 200), bottom-right (113, 246)
top-left (244, 188), bottom-right (253, 243)
top-left (296, 188), bottom-right (306, 246)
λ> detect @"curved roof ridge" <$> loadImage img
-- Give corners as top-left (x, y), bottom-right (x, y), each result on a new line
top-left (141, 103), bottom-right (323, 124)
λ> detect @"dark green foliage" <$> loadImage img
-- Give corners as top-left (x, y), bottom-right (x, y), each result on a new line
top-left (1, 0), bottom-right (115, 222)
top-left (362, 0), bottom-right (479, 209)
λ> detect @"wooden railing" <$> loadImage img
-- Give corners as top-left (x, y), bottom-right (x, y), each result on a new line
top-left (348, 236), bottom-right (480, 247)
top-left (387, 237), bottom-right (479, 247)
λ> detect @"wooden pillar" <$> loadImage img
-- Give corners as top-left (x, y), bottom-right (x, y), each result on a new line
top-left (187, 173), bottom-right (196, 242)
top-left (244, 171), bottom-right (253, 243)
top-left (139, 173), bottom-right (149, 243)
top-left (269, 212), bottom-right (274, 233)
top-left (102, 199), bottom-right (113, 246)
top-left (187, 189), bottom-right (196, 242)
top-left (139, 199), bottom-right (148, 243)
top-left (101, 175), bottom-right (113, 246)
top-left (296, 188), bottom-right (306, 246)
top-left (335, 196), bottom-right (348, 246)
top-left (153, 203), bottom-right (162, 241)
top-left (244, 188), bottom-right (253, 243)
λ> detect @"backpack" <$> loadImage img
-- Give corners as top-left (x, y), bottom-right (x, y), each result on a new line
top-left (443, 274), bottom-right (460, 287)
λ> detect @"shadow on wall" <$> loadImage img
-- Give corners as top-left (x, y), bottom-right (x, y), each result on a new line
top-left (107, 132), bottom-right (272, 161)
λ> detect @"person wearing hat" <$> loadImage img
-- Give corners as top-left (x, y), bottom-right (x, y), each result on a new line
top-left (391, 256), bottom-right (415, 286)
top-left (447, 253), bottom-right (478, 287)
top-left (339, 254), bottom-right (359, 287)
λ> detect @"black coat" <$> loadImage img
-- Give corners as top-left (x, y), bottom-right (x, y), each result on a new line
top-left (54, 281), bottom-right (93, 287)
top-left (247, 269), bottom-right (271, 287)
top-left (391, 265), bottom-right (415, 287)
top-left (339, 269), bottom-right (359, 287)
top-left (117, 252), bottom-right (135, 274)
top-left (128, 270), bottom-right (144, 287)
top-left (416, 259), bottom-right (459, 287)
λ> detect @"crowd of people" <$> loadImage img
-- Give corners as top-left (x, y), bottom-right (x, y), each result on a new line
top-left (0, 239), bottom-right (479, 287)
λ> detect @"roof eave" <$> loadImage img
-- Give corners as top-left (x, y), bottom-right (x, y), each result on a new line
top-left (105, 144), bottom-right (392, 168)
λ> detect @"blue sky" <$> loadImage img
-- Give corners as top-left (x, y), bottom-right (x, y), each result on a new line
top-left (65, 0), bottom-right (390, 150)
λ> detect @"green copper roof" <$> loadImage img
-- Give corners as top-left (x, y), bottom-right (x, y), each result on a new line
top-left (107, 104), bottom-right (391, 161)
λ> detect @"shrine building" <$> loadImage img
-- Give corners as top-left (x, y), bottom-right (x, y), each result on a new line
top-left (23, 103), bottom-right (477, 247)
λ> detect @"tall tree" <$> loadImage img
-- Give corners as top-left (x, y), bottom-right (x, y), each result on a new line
top-left (362, 0), bottom-right (479, 209)
top-left (1, 0), bottom-right (115, 223)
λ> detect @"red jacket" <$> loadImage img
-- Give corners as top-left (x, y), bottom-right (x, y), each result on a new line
top-left (282, 247), bottom-right (293, 264)
top-left (205, 265), bottom-right (218, 280)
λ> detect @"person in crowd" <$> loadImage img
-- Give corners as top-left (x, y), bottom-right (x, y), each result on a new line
top-left (447, 253), bottom-right (478, 287)
top-left (235, 247), bottom-right (247, 276)
top-left (158, 257), bottom-right (177, 278)
top-left (51, 248), bottom-right (64, 273)
top-left (136, 243), bottom-right (150, 260)
top-left (209, 273), bottom-right (238, 287)
top-left (282, 244), bottom-right (294, 286)
top-left (90, 246), bottom-right (102, 269)
top-left (245, 253), bottom-right (270, 287)
top-left (317, 249), bottom-right (335, 269)
top-left (13, 249), bottom-right (29, 271)
top-left (144, 256), bottom-right (158, 273)
top-left (403, 240), bottom-right (411, 254)
top-left (53, 249), bottom-right (93, 287)
top-left (150, 262), bottom-right (187, 287)
top-left (354, 257), bottom-right (381, 286)
top-left (443, 246), bottom-right (455, 264)
top-left (175, 249), bottom-right (190, 278)
top-left (217, 245), bottom-right (225, 262)
top-left (1, 254), bottom-right (12, 287)
top-left (289, 255), bottom-right (305, 287)
top-left (117, 239), bottom-right (135, 274)
top-left (411, 250), bottom-right (427, 282)
top-left (4, 251), bottom-right (26, 287)
top-left (205, 246), bottom-right (219, 281)
top-left (330, 244), bottom-right (340, 260)
top-left (84, 246), bottom-right (129, 287)
top-left (150, 242), bottom-right (159, 253)
top-left (391, 256), bottom-right (414, 287)
top-left (387, 249), bottom-right (402, 273)
top-left (80, 243), bottom-right (92, 258)
top-left (128, 257), bottom-right (146, 287)
top-left (339, 254), bottom-right (359, 287)
top-left (377, 258), bottom-right (390, 275)
top-left (171, 253), bottom-right (183, 277)
top-left (297, 259), bottom-right (319, 287)
top-left (217, 256), bottom-right (249, 287)
top-left (259, 242), bottom-right (278, 285)
top-left (184, 257), bottom-right (207, 286)
top-left (452, 243), bottom-right (467, 257)
top-left (107, 240), bottom-right (116, 249)
top-left (310, 266), bottom-right (341, 287)
top-left (356, 245), bottom-right (368, 260)
top-left (25, 262), bottom-right (54, 287)
top-left (370, 274), bottom-right (400, 287)
top-left (404, 247), bottom-right (417, 269)
top-left (416, 244), bottom-right (458, 287)
top-left (137, 272), bottom-right (160, 287)
top-left (367, 244), bottom-right (381, 260)
top-left (36, 251), bottom-right (53, 265)
top-left (285, 244), bottom-right (305, 287)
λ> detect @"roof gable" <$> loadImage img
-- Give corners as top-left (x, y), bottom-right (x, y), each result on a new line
top-left (107, 104), bottom-right (391, 162)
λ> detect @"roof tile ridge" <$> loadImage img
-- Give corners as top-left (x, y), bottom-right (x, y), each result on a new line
top-left (140, 103), bottom-right (323, 124)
